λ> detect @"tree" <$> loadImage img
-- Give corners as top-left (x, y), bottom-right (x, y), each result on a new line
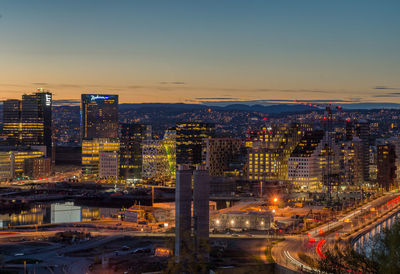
top-left (164, 231), bottom-right (210, 274)
top-left (372, 221), bottom-right (400, 273)
top-left (318, 221), bottom-right (400, 274)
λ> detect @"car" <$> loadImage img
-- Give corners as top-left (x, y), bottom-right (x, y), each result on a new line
top-left (14, 253), bottom-right (24, 256)
top-left (122, 246), bottom-right (130, 251)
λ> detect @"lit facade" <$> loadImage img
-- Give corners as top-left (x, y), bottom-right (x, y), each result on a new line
top-left (206, 138), bottom-right (244, 177)
top-left (24, 157), bottom-right (52, 179)
top-left (81, 138), bottom-right (120, 181)
top-left (99, 151), bottom-right (119, 179)
top-left (355, 120), bottom-right (370, 182)
top-left (377, 144), bottom-right (397, 191)
top-left (288, 130), bottom-right (325, 190)
top-left (176, 123), bottom-right (215, 168)
top-left (11, 150), bottom-right (46, 179)
top-left (0, 148), bottom-right (45, 180)
top-left (81, 94), bottom-right (118, 139)
top-left (2, 99), bottom-right (21, 146)
top-left (119, 123), bottom-right (152, 180)
top-left (3, 91), bottom-right (53, 157)
top-left (247, 123), bottom-right (311, 182)
top-left (0, 152), bottom-right (12, 181)
top-left (163, 129), bottom-right (176, 178)
top-left (340, 137), bottom-right (363, 188)
top-left (142, 139), bottom-right (174, 181)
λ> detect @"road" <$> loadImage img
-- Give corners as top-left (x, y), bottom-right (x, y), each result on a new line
top-left (271, 193), bottom-right (400, 272)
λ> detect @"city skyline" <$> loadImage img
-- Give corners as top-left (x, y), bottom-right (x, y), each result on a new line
top-left (0, 1), bottom-right (399, 104)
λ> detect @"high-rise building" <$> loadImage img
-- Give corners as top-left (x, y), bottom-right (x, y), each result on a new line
top-left (341, 137), bottom-right (363, 188)
top-left (142, 140), bottom-right (173, 181)
top-left (387, 137), bottom-right (400, 183)
top-left (247, 123), bottom-right (311, 182)
top-left (175, 165), bottom-right (193, 261)
top-left (355, 120), bottom-right (370, 182)
top-left (0, 151), bottom-right (12, 180)
top-left (119, 123), bottom-right (151, 180)
top-left (288, 130), bottom-right (325, 190)
top-left (163, 129), bottom-right (177, 178)
top-left (81, 138), bottom-right (120, 181)
top-left (205, 138), bottom-right (244, 177)
top-left (99, 151), bottom-right (119, 179)
top-left (81, 94), bottom-right (118, 139)
top-left (345, 120), bottom-right (355, 141)
top-left (3, 91), bottom-right (53, 158)
top-left (2, 100), bottom-right (21, 146)
top-left (0, 147), bottom-right (46, 180)
top-left (377, 144), bottom-right (397, 191)
top-left (176, 123), bottom-right (215, 168)
top-left (24, 157), bottom-right (52, 179)
top-left (193, 166), bottom-right (210, 259)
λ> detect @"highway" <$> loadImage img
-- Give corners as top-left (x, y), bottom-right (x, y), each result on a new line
top-left (271, 193), bottom-right (400, 272)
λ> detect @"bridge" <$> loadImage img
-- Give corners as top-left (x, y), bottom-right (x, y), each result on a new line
top-left (352, 195), bottom-right (400, 255)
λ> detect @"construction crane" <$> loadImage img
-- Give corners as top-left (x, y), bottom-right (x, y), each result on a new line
top-left (294, 100), bottom-right (343, 205)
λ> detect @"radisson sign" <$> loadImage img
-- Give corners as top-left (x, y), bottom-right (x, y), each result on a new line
top-left (90, 95), bottom-right (109, 101)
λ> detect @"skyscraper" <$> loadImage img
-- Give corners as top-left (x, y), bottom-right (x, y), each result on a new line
top-left (341, 137), bottom-right (363, 188)
top-left (176, 123), bottom-right (214, 168)
top-left (119, 123), bottom-right (151, 180)
top-left (377, 144), bottom-right (397, 191)
top-left (2, 91), bottom-right (53, 157)
top-left (206, 138), bottom-right (244, 177)
top-left (288, 130), bottom-right (325, 190)
top-left (81, 94), bottom-right (119, 139)
top-left (356, 120), bottom-right (370, 182)
top-left (3, 99), bottom-right (21, 146)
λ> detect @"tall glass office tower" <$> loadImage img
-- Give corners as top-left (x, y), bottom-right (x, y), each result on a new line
top-left (3, 91), bottom-right (53, 157)
top-left (81, 94), bottom-right (119, 139)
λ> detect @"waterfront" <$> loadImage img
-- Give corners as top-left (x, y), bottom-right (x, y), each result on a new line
top-left (0, 202), bottom-right (119, 228)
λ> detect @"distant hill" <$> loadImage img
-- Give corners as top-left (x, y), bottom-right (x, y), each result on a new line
top-left (338, 103), bottom-right (400, 109)
top-left (1, 101), bottom-right (400, 120)
top-left (118, 103), bottom-right (317, 114)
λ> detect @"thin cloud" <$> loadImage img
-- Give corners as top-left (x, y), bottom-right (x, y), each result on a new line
top-left (195, 97), bottom-right (237, 100)
top-left (373, 92), bottom-right (400, 98)
top-left (159, 81), bottom-right (186, 85)
top-left (197, 98), bottom-right (363, 105)
top-left (374, 86), bottom-right (400, 90)
top-left (53, 99), bottom-right (80, 106)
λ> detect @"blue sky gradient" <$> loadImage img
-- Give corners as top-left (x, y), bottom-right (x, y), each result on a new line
top-left (0, 0), bottom-right (399, 104)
